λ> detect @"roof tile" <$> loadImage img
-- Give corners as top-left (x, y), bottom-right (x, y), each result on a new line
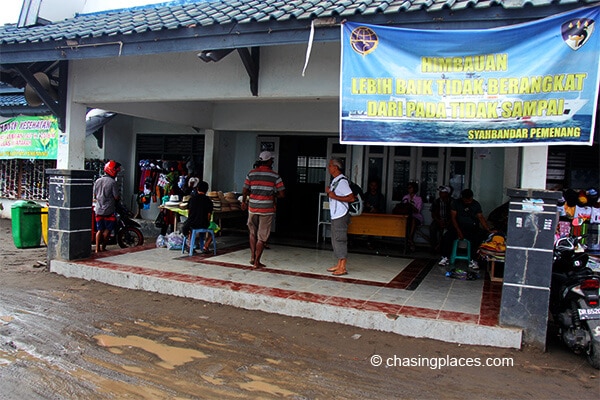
top-left (0, 0), bottom-right (598, 46)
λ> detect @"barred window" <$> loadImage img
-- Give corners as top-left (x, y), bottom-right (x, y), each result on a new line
top-left (0, 159), bottom-right (56, 200)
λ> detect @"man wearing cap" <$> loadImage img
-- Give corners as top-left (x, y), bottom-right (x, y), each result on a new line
top-left (242, 151), bottom-right (285, 268)
top-left (439, 188), bottom-right (493, 269)
top-left (429, 185), bottom-right (452, 253)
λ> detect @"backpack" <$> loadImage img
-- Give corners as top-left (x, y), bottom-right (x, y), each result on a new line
top-left (334, 177), bottom-right (363, 216)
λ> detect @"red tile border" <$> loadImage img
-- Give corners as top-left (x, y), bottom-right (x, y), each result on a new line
top-left (190, 255), bottom-right (435, 291)
top-left (324, 296), bottom-right (367, 309)
top-left (479, 278), bottom-right (501, 326)
top-left (398, 305), bottom-right (440, 319)
top-left (438, 310), bottom-right (479, 323)
top-left (360, 301), bottom-right (403, 314)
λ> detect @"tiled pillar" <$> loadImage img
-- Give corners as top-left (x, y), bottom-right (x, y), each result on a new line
top-left (499, 188), bottom-right (562, 350)
top-left (46, 169), bottom-right (95, 261)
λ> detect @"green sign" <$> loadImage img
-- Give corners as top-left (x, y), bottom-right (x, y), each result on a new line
top-left (0, 115), bottom-right (59, 159)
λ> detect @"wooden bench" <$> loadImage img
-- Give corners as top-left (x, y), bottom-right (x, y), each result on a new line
top-left (347, 213), bottom-right (409, 253)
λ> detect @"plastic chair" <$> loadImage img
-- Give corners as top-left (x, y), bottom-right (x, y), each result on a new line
top-left (182, 228), bottom-right (217, 256)
top-left (450, 239), bottom-right (471, 264)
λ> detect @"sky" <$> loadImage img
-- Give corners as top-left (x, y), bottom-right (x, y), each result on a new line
top-left (1, 0), bottom-right (23, 25)
top-left (0, 0), bottom-right (169, 26)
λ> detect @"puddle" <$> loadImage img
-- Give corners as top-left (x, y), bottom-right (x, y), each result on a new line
top-left (134, 320), bottom-right (180, 333)
top-left (238, 373), bottom-right (297, 397)
top-left (201, 375), bottom-right (225, 385)
top-left (121, 365), bottom-right (145, 373)
top-left (94, 334), bottom-right (207, 369)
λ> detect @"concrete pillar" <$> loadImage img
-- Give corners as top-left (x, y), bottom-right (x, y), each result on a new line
top-left (47, 63), bottom-right (93, 261)
top-left (499, 188), bottom-right (562, 350)
top-left (46, 169), bottom-right (95, 261)
top-left (203, 129), bottom-right (215, 189)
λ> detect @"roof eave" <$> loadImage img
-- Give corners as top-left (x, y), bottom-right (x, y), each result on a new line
top-left (0, 3), bottom-right (590, 64)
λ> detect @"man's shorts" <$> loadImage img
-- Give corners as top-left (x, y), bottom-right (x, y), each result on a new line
top-left (96, 214), bottom-right (117, 232)
top-left (247, 213), bottom-right (273, 243)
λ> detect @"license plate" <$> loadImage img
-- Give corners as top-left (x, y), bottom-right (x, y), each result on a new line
top-left (578, 308), bottom-right (600, 320)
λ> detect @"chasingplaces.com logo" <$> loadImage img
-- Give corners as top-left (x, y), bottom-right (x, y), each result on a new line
top-left (370, 354), bottom-right (514, 370)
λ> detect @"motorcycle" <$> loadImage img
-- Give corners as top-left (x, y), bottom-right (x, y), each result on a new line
top-left (92, 202), bottom-right (144, 248)
top-left (550, 234), bottom-right (600, 369)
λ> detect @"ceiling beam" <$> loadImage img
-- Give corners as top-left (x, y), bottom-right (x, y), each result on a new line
top-left (198, 47), bottom-right (260, 96)
top-left (13, 61), bottom-right (67, 131)
top-left (237, 47), bottom-right (259, 97)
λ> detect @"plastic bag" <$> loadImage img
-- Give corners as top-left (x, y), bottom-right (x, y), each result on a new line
top-left (445, 267), bottom-right (479, 280)
top-left (166, 232), bottom-right (184, 250)
top-left (155, 234), bottom-right (166, 248)
top-left (208, 220), bottom-right (221, 234)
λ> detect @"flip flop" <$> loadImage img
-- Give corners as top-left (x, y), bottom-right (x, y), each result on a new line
top-left (332, 270), bottom-right (348, 276)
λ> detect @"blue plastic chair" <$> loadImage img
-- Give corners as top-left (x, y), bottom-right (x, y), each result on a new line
top-left (450, 239), bottom-right (471, 264)
top-left (182, 228), bottom-right (216, 256)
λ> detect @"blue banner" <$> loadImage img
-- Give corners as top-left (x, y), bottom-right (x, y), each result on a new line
top-left (340, 6), bottom-right (600, 146)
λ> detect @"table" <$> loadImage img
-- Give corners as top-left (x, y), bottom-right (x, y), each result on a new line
top-left (159, 206), bottom-right (247, 232)
top-left (486, 260), bottom-right (504, 282)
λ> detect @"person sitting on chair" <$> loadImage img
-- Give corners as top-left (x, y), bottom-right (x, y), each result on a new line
top-left (181, 180), bottom-right (214, 254)
top-left (402, 181), bottom-right (423, 252)
top-left (439, 188), bottom-right (493, 269)
top-left (364, 178), bottom-right (386, 214)
top-left (429, 185), bottom-right (452, 253)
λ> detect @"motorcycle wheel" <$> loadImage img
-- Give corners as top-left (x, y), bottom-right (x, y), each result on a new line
top-left (117, 227), bottom-right (144, 248)
top-left (588, 340), bottom-right (600, 370)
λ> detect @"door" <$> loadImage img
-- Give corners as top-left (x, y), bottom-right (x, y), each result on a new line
top-left (269, 136), bottom-right (330, 240)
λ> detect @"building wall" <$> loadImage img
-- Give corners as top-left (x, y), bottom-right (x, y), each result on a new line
top-left (71, 42), bottom-right (340, 128)
top-left (66, 40), bottom-right (522, 220)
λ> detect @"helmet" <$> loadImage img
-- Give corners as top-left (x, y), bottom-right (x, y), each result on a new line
top-left (104, 160), bottom-right (121, 177)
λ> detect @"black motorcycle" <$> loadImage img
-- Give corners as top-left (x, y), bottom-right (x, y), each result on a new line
top-left (92, 202), bottom-right (144, 248)
top-left (550, 235), bottom-right (600, 369)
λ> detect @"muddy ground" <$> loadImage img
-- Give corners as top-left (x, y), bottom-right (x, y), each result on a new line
top-left (0, 217), bottom-right (598, 399)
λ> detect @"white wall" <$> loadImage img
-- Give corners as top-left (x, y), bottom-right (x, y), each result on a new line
top-left (73, 43), bottom-right (339, 103)
top-left (71, 43), bottom-right (340, 128)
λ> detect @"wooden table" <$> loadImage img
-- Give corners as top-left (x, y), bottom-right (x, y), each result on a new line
top-left (347, 213), bottom-right (409, 252)
top-left (160, 206), bottom-right (246, 232)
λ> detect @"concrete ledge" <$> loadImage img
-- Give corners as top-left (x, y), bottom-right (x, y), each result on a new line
top-left (50, 260), bottom-right (522, 349)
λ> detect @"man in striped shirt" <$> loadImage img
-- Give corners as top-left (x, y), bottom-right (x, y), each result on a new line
top-left (241, 151), bottom-right (285, 268)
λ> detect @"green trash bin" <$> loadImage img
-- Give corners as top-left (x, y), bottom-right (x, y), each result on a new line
top-left (11, 200), bottom-right (43, 248)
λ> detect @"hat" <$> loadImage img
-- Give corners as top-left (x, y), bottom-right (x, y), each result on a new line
top-left (165, 194), bottom-right (181, 206)
top-left (259, 151), bottom-right (274, 161)
top-left (188, 177), bottom-right (200, 188)
top-left (438, 185), bottom-right (451, 193)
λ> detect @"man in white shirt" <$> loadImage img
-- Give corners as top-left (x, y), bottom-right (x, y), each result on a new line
top-left (325, 158), bottom-right (355, 276)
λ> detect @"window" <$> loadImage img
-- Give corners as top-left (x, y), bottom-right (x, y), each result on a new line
top-left (297, 156), bottom-right (327, 184)
top-left (0, 159), bottom-right (56, 200)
